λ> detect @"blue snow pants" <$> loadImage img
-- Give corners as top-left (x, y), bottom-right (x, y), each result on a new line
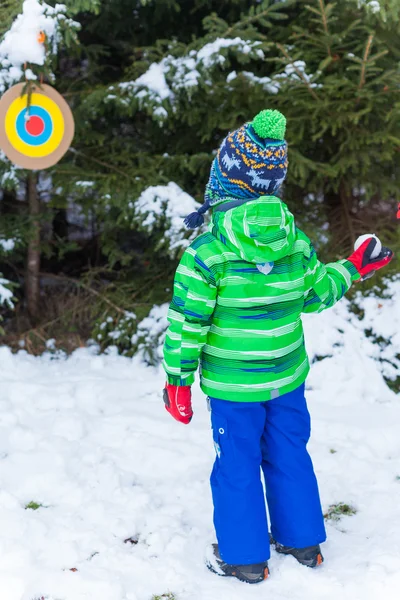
top-left (209, 384), bottom-right (326, 565)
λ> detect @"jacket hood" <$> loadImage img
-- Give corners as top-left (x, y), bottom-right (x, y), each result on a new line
top-left (211, 196), bottom-right (296, 264)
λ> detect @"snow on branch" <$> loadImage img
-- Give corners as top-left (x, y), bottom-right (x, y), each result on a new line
top-left (0, 0), bottom-right (80, 93)
top-left (0, 151), bottom-right (20, 189)
top-left (0, 238), bottom-right (16, 253)
top-left (226, 59), bottom-right (321, 97)
top-left (275, 61), bottom-right (322, 89)
top-left (108, 37), bottom-right (266, 121)
top-left (0, 277), bottom-right (14, 309)
top-left (128, 182), bottom-right (200, 258)
top-left (358, 0), bottom-right (381, 13)
top-left (131, 303), bottom-right (169, 365)
top-left (227, 70), bottom-right (280, 94)
top-left (93, 303), bottom-right (169, 365)
top-left (108, 38), bottom-right (322, 122)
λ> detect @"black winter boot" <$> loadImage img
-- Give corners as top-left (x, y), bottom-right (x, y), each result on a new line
top-left (206, 544), bottom-right (269, 584)
top-left (274, 541), bottom-right (324, 568)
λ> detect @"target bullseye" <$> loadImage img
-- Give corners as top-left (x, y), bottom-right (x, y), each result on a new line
top-left (14, 103), bottom-right (56, 149)
top-left (7, 93), bottom-right (63, 157)
top-left (26, 115), bottom-right (45, 136)
top-left (0, 83), bottom-right (74, 170)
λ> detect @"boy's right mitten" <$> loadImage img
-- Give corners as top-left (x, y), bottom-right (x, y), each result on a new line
top-left (163, 384), bottom-right (193, 424)
top-left (347, 237), bottom-right (393, 281)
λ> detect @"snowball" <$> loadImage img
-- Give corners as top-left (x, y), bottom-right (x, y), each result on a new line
top-left (354, 234), bottom-right (382, 258)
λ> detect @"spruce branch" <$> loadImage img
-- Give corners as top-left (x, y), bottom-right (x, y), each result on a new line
top-left (222, 2), bottom-right (289, 38)
top-left (317, 0), bottom-right (332, 57)
top-left (276, 44), bottom-right (320, 101)
top-left (68, 149), bottom-right (135, 181)
top-left (358, 34), bottom-right (374, 90)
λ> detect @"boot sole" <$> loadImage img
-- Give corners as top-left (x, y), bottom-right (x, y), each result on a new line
top-left (205, 546), bottom-right (269, 584)
top-left (206, 560), bottom-right (269, 584)
top-left (275, 546), bottom-right (324, 568)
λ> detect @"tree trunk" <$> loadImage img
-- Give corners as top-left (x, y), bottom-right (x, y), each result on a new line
top-left (339, 180), bottom-right (356, 250)
top-left (26, 173), bottom-right (41, 320)
top-left (53, 208), bottom-right (69, 240)
top-left (324, 183), bottom-right (356, 255)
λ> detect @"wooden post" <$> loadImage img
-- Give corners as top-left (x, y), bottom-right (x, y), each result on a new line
top-left (26, 172), bottom-right (40, 319)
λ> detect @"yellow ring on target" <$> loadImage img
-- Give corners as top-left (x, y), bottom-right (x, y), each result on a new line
top-left (5, 93), bottom-right (65, 159)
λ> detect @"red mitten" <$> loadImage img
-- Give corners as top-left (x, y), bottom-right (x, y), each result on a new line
top-left (347, 237), bottom-right (393, 281)
top-left (163, 384), bottom-right (193, 424)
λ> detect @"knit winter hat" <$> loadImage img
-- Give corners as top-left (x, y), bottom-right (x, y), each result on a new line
top-left (184, 109), bottom-right (288, 229)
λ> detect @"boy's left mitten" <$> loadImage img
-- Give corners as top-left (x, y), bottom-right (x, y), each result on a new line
top-left (163, 384), bottom-right (193, 424)
top-left (347, 237), bottom-right (393, 281)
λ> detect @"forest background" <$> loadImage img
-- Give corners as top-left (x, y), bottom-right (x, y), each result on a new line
top-left (0, 0), bottom-right (399, 366)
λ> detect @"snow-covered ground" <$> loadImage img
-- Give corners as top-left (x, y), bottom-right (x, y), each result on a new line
top-left (0, 281), bottom-right (399, 600)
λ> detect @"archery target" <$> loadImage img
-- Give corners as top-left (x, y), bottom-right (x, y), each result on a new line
top-left (0, 83), bottom-right (74, 170)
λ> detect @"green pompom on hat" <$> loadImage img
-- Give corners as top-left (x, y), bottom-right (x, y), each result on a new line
top-left (252, 109), bottom-right (286, 141)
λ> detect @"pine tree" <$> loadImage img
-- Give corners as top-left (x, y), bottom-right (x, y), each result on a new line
top-left (270, 0), bottom-right (400, 255)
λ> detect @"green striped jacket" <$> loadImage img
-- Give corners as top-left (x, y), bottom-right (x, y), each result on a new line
top-left (163, 196), bottom-right (359, 402)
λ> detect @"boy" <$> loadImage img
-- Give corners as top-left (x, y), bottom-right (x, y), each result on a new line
top-left (162, 110), bottom-right (392, 584)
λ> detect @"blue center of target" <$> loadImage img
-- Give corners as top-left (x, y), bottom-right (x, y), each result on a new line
top-left (16, 106), bottom-right (53, 146)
